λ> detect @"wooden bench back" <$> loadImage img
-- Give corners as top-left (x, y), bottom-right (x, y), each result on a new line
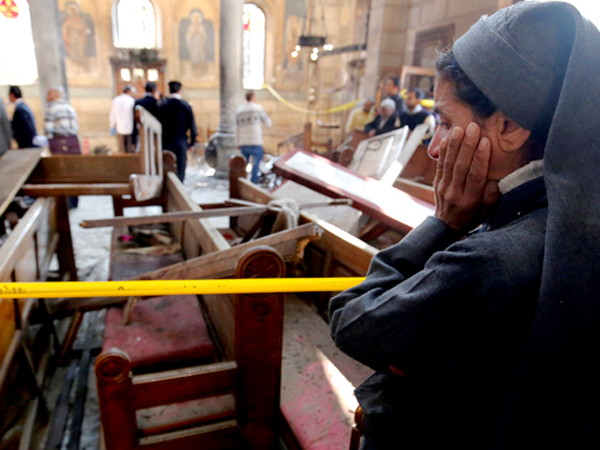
top-left (96, 245), bottom-right (287, 449)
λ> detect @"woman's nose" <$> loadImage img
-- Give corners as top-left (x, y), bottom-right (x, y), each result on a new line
top-left (428, 134), bottom-right (440, 159)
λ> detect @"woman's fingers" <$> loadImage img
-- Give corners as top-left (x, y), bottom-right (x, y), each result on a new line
top-left (464, 135), bottom-right (491, 196)
top-left (440, 126), bottom-right (464, 190)
top-left (433, 137), bottom-right (449, 190)
top-left (452, 123), bottom-right (481, 193)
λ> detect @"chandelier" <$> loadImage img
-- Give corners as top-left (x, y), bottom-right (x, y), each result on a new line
top-left (291, 0), bottom-right (333, 62)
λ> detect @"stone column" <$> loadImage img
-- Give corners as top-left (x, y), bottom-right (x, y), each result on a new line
top-left (29, 0), bottom-right (69, 106)
top-left (363, 0), bottom-right (386, 97)
top-left (214, 0), bottom-right (244, 175)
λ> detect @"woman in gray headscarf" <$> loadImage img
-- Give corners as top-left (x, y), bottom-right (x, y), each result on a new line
top-left (330, 2), bottom-right (600, 449)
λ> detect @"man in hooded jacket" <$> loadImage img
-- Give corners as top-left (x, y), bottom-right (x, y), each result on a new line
top-left (330, 2), bottom-right (600, 449)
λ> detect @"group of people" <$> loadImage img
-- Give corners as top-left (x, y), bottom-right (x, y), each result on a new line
top-left (109, 80), bottom-right (197, 182)
top-left (345, 76), bottom-right (436, 140)
top-left (0, 85), bottom-right (80, 157)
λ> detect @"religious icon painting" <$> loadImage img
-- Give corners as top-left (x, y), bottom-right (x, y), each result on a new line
top-left (179, 8), bottom-right (216, 80)
top-left (0, 0), bottom-right (19, 19)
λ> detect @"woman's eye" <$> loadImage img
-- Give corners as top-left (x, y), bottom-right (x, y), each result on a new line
top-left (439, 122), bottom-right (451, 129)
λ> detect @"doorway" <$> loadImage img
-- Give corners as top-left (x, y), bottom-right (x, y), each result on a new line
top-left (111, 58), bottom-right (167, 99)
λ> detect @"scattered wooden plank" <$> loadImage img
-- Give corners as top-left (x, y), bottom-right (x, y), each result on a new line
top-left (81, 199), bottom-right (351, 229)
top-left (0, 149), bottom-right (43, 216)
top-left (21, 183), bottom-right (131, 197)
top-left (81, 206), bottom-right (270, 229)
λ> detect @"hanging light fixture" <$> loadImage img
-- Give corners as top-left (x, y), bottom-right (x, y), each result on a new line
top-left (295, 0), bottom-right (330, 61)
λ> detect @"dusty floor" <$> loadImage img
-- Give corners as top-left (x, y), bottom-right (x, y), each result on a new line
top-left (43, 158), bottom-right (234, 450)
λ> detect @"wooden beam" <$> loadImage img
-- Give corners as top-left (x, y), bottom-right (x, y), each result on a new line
top-left (133, 361), bottom-right (237, 410)
top-left (81, 199), bottom-right (351, 229)
top-left (0, 149), bottom-right (43, 216)
top-left (80, 205), bottom-right (270, 229)
top-left (49, 223), bottom-right (322, 314)
top-left (138, 420), bottom-right (241, 450)
top-left (21, 183), bottom-right (131, 197)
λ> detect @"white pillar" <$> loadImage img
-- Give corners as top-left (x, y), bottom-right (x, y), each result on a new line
top-left (29, 0), bottom-right (69, 105)
top-left (214, 0), bottom-right (244, 175)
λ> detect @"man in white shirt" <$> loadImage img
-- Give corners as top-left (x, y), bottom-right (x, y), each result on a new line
top-left (109, 84), bottom-right (137, 153)
top-left (235, 91), bottom-right (272, 184)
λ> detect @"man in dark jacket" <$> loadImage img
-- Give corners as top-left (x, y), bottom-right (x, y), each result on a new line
top-left (132, 82), bottom-right (160, 147)
top-left (9, 86), bottom-right (38, 149)
top-left (158, 81), bottom-right (197, 182)
top-left (364, 99), bottom-right (398, 137)
top-left (135, 81), bottom-right (160, 118)
top-left (331, 2), bottom-right (600, 449)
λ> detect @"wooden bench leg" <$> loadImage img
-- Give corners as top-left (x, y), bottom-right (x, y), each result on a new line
top-left (56, 196), bottom-right (78, 281)
top-left (95, 349), bottom-right (138, 450)
top-left (349, 406), bottom-right (365, 450)
top-left (235, 246), bottom-right (286, 449)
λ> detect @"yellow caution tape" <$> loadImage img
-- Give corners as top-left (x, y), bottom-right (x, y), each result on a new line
top-left (0, 278), bottom-right (365, 299)
top-left (262, 84), bottom-right (360, 115)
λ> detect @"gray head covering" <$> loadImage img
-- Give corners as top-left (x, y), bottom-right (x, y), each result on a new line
top-left (379, 98), bottom-right (396, 112)
top-left (453, 2), bottom-right (600, 447)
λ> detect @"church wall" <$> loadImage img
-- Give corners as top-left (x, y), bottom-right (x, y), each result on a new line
top-left (363, 0), bottom-right (500, 98)
top-left (3, 0), bottom-right (509, 155)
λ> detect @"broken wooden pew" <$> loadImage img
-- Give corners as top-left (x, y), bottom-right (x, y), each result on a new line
top-left (230, 157), bottom-right (379, 449)
top-left (97, 246), bottom-right (288, 450)
top-left (0, 149), bottom-right (72, 450)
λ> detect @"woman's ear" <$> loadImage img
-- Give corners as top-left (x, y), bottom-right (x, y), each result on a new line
top-left (497, 113), bottom-right (531, 153)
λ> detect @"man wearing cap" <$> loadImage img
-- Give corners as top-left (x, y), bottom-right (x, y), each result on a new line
top-left (330, 2), bottom-right (600, 449)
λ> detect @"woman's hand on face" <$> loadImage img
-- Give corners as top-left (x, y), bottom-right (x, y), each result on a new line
top-left (433, 122), bottom-right (500, 232)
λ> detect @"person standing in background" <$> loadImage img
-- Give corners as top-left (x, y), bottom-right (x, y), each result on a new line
top-left (0, 97), bottom-right (11, 156)
top-left (44, 86), bottom-right (80, 153)
top-left (158, 81), bottom-right (197, 182)
top-left (236, 90), bottom-right (272, 184)
top-left (132, 82), bottom-right (161, 148)
top-left (109, 84), bottom-right (136, 153)
top-left (9, 86), bottom-right (38, 149)
top-left (384, 76), bottom-right (407, 117)
top-left (45, 86), bottom-right (81, 208)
